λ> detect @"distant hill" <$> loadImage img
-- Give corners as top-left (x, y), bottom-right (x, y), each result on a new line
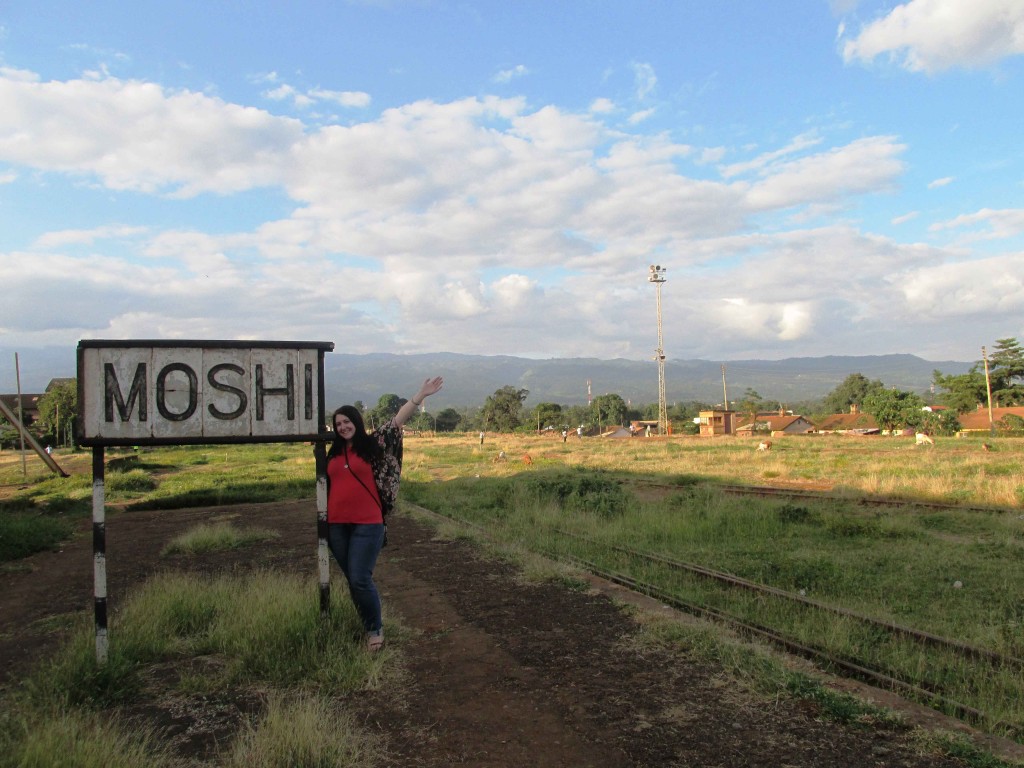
top-left (321, 352), bottom-right (971, 409)
top-left (1, 346), bottom-right (972, 409)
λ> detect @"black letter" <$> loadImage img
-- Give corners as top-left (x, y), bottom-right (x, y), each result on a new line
top-left (207, 363), bottom-right (248, 420)
top-left (255, 364), bottom-right (295, 421)
top-left (304, 363), bottom-right (313, 420)
top-left (104, 362), bottom-right (147, 423)
top-left (156, 363), bottom-right (198, 422)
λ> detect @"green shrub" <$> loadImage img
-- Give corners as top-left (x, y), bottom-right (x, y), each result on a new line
top-left (0, 513), bottom-right (74, 562)
top-left (105, 470), bottom-right (157, 495)
top-left (161, 523), bottom-right (279, 556)
top-left (520, 471), bottom-right (629, 518)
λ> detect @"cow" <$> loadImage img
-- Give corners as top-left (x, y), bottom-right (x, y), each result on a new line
top-left (521, 453), bottom-right (533, 465)
top-left (915, 432), bottom-right (935, 446)
top-left (493, 450), bottom-right (507, 463)
top-left (757, 440), bottom-right (772, 452)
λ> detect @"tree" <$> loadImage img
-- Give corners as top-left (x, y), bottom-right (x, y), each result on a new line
top-left (435, 407), bottom-right (462, 432)
top-left (37, 379), bottom-right (78, 447)
top-left (480, 386), bottom-right (528, 432)
top-left (863, 388), bottom-right (926, 433)
top-left (368, 394), bottom-right (404, 428)
top-left (822, 373), bottom-right (885, 415)
top-left (591, 393), bottom-right (627, 428)
top-left (988, 337), bottom-right (1024, 405)
top-left (532, 402), bottom-right (563, 430)
top-left (921, 409), bottom-right (961, 436)
top-left (931, 368), bottom-right (986, 413)
top-left (562, 404), bottom-right (591, 429)
top-left (736, 388), bottom-right (767, 422)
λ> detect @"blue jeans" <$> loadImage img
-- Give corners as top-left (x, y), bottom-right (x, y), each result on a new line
top-left (327, 523), bottom-right (385, 633)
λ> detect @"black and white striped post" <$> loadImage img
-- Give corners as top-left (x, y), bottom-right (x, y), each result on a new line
top-left (92, 446), bottom-right (108, 663)
top-left (314, 439), bottom-right (330, 617)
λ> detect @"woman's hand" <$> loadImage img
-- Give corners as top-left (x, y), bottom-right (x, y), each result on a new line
top-left (415, 376), bottom-right (444, 403)
top-left (393, 376), bottom-right (445, 429)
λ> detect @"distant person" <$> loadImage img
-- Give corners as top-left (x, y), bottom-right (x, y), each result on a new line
top-left (576, 426), bottom-right (583, 440)
top-left (327, 376), bottom-right (444, 652)
top-left (645, 425), bottom-right (651, 437)
top-left (479, 431), bottom-right (485, 445)
top-left (561, 429), bottom-right (568, 443)
top-left (45, 445), bottom-right (53, 455)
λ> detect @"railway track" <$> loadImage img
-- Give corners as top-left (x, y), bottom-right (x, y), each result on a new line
top-left (405, 501), bottom-right (1021, 738)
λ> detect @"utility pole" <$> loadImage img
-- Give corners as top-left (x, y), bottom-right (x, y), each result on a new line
top-left (721, 364), bottom-right (729, 411)
top-left (648, 265), bottom-right (668, 435)
top-left (982, 345), bottom-right (995, 436)
top-left (15, 353), bottom-right (26, 478)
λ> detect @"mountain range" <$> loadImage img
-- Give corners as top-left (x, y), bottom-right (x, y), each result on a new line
top-left (321, 352), bottom-right (972, 409)
top-left (0, 346), bottom-right (972, 409)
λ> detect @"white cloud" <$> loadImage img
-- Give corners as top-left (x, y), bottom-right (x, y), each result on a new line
top-left (627, 108), bottom-right (656, 125)
top-left (712, 298), bottom-right (816, 343)
top-left (698, 146), bottom-right (726, 165)
top-left (264, 82), bottom-right (370, 109)
top-left (0, 72), bottom-right (303, 196)
top-left (930, 208), bottom-right (1024, 240)
top-left (927, 176), bottom-right (954, 188)
top-left (0, 67), bottom-right (39, 82)
top-left (33, 225), bottom-right (148, 249)
top-left (892, 211), bottom-right (919, 225)
top-left (2, 65), bottom-right (1006, 362)
top-left (720, 132), bottom-right (823, 179)
top-left (589, 98), bottom-right (614, 114)
top-left (309, 88), bottom-right (371, 107)
top-left (744, 136), bottom-right (907, 210)
top-left (902, 251), bottom-right (1024, 316)
top-left (842, 0), bottom-right (1024, 73)
top-left (630, 62), bottom-right (657, 99)
top-left (494, 65), bottom-right (529, 84)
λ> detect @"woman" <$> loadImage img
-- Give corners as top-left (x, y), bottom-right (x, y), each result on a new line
top-left (327, 376), bottom-right (443, 652)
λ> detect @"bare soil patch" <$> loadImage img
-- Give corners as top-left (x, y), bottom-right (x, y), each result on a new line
top-left (1, 499), bottom-right (1019, 766)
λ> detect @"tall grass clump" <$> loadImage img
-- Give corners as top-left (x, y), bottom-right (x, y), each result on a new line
top-left (25, 571), bottom-right (379, 711)
top-left (161, 522), bottom-right (280, 556)
top-left (226, 693), bottom-right (382, 768)
top-left (104, 469), bottom-right (158, 496)
top-left (0, 511), bottom-right (75, 562)
top-left (0, 708), bottom-right (177, 768)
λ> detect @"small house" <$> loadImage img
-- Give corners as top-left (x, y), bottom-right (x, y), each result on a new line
top-left (735, 414), bottom-right (815, 437)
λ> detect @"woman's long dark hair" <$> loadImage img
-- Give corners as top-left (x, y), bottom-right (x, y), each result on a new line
top-left (328, 405), bottom-right (384, 465)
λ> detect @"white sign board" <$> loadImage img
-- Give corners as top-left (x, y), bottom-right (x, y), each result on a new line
top-left (77, 340), bottom-right (334, 445)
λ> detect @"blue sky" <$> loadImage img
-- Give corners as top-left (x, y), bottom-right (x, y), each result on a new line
top-left (1, 0), bottom-right (1023, 371)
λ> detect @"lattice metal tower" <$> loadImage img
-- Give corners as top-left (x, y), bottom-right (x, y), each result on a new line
top-left (648, 264), bottom-right (668, 435)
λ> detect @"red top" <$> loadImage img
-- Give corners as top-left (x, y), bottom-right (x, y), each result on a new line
top-left (327, 446), bottom-right (383, 524)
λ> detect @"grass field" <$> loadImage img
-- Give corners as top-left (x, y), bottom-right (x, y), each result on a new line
top-left (1, 431), bottom-right (1023, 754)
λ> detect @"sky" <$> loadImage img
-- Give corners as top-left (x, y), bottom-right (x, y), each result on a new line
top-left (1, 0), bottom-right (1023, 368)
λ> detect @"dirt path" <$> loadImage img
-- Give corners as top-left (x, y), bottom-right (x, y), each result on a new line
top-left (0, 500), bottom-right (1018, 766)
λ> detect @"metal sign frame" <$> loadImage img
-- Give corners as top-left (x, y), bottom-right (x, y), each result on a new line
top-left (76, 339), bottom-right (335, 662)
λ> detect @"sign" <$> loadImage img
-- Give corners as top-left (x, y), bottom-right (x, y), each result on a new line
top-left (77, 340), bottom-right (334, 446)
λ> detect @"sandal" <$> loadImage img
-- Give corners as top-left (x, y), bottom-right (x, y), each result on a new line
top-left (366, 632), bottom-right (385, 653)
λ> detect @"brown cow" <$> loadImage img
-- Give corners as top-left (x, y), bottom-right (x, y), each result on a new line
top-left (756, 440), bottom-right (772, 452)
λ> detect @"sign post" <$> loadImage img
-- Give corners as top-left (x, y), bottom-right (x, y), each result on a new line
top-left (77, 339), bottom-right (334, 662)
